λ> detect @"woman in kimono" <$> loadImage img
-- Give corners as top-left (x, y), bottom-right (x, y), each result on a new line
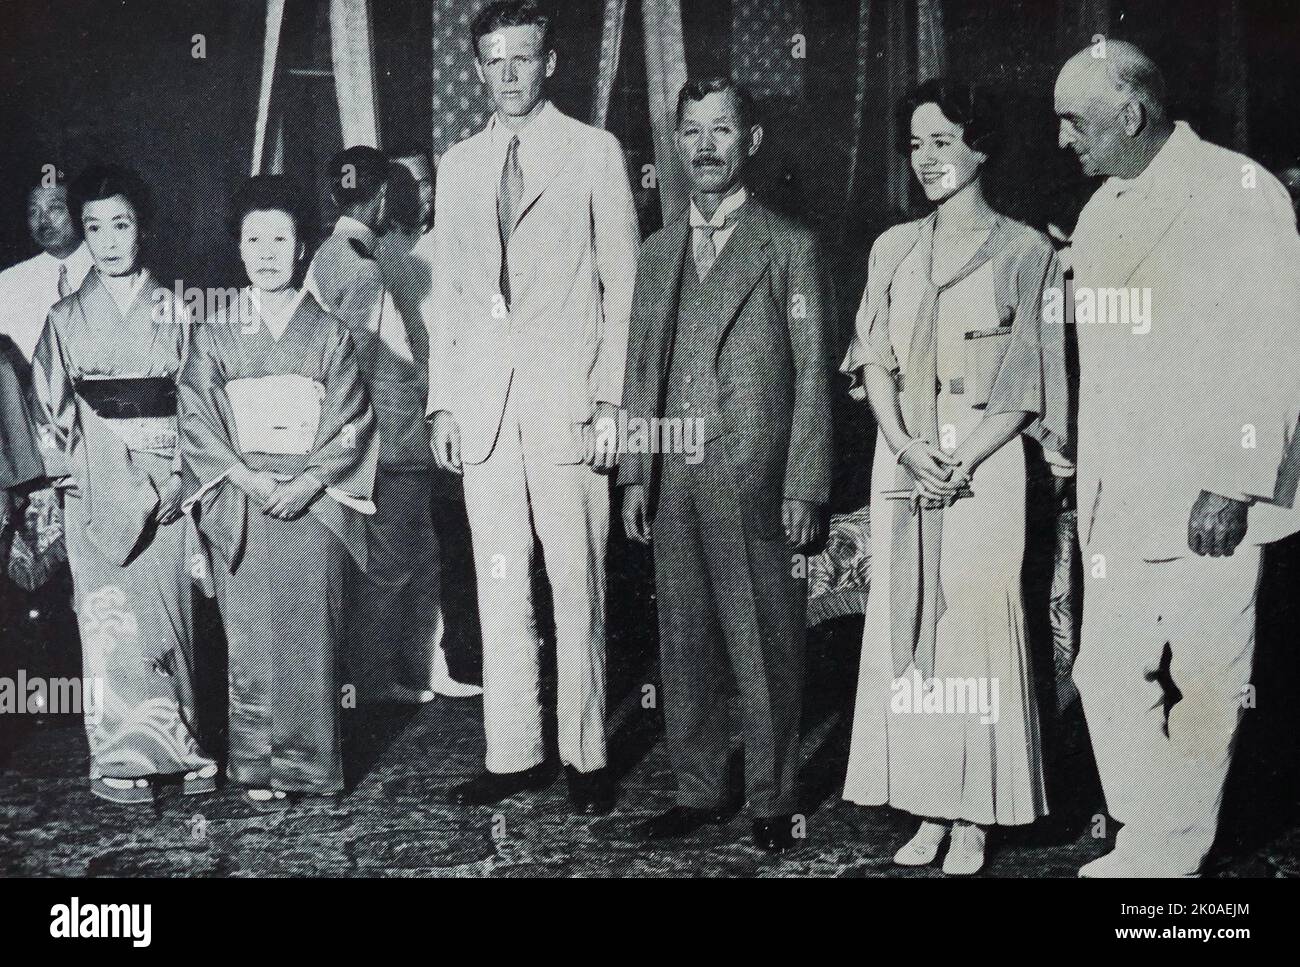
top-left (31, 165), bottom-right (217, 804)
top-left (840, 81), bottom-right (1070, 874)
top-left (181, 175), bottom-right (377, 807)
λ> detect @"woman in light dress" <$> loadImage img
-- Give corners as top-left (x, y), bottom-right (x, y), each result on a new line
top-left (841, 80), bottom-right (1069, 874)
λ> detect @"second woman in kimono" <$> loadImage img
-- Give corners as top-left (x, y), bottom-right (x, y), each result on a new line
top-left (181, 175), bottom-right (377, 807)
top-left (840, 81), bottom-right (1070, 874)
top-left (32, 164), bottom-right (217, 804)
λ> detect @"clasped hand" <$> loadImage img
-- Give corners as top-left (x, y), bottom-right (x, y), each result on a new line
top-left (900, 441), bottom-right (971, 510)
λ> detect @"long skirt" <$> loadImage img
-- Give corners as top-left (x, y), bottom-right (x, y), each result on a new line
top-left (843, 430), bottom-right (1046, 826)
top-left (63, 452), bottom-right (213, 780)
top-left (214, 508), bottom-right (346, 795)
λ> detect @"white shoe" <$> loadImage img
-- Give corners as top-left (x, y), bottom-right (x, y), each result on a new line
top-left (942, 823), bottom-right (986, 876)
top-left (893, 821), bottom-right (948, 866)
top-left (431, 642), bottom-right (482, 698)
top-left (1079, 849), bottom-right (1137, 878)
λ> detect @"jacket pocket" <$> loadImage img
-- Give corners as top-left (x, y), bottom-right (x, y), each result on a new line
top-left (962, 324), bottom-right (1012, 406)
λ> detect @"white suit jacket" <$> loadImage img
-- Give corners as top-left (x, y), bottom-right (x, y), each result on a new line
top-left (1072, 122), bottom-right (1300, 559)
top-left (426, 101), bottom-right (640, 465)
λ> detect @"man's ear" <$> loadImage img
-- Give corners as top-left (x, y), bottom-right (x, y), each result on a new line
top-left (474, 58), bottom-right (486, 84)
top-left (748, 124), bottom-right (764, 157)
top-left (1121, 99), bottom-right (1147, 138)
top-left (544, 49), bottom-right (557, 79)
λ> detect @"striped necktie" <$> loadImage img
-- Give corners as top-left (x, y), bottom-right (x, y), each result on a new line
top-left (57, 263), bottom-right (71, 299)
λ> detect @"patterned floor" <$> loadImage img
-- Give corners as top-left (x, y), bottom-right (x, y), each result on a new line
top-left (3, 678), bottom-right (1297, 878)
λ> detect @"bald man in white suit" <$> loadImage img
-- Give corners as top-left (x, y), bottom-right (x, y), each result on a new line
top-left (426, 2), bottom-right (640, 814)
top-left (1056, 39), bottom-right (1300, 877)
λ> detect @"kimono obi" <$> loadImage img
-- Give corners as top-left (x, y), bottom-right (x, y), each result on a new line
top-left (75, 376), bottom-right (178, 454)
top-left (225, 375), bottom-right (325, 455)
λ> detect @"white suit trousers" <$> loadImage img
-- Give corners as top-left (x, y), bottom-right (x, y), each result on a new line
top-left (1074, 546), bottom-right (1260, 876)
top-left (460, 390), bottom-right (609, 774)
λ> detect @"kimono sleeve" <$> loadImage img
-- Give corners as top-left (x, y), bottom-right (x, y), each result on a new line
top-left (303, 323), bottom-right (377, 501)
top-left (985, 235), bottom-right (1070, 454)
top-left (29, 312), bottom-right (76, 481)
top-left (178, 318), bottom-right (243, 493)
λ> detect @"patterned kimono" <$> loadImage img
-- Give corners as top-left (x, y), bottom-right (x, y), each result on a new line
top-left (180, 288), bottom-right (377, 794)
top-left (31, 269), bottom-right (214, 781)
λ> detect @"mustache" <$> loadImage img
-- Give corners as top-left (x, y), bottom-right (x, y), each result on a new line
top-left (692, 155), bottom-right (724, 167)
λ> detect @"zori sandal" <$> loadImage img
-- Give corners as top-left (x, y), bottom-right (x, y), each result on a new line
top-left (183, 764), bottom-right (220, 796)
top-left (91, 776), bottom-right (153, 805)
top-left (244, 788), bottom-right (290, 811)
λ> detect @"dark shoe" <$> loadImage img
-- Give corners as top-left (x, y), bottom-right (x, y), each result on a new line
top-left (639, 805), bottom-right (732, 841)
top-left (449, 763), bottom-right (554, 807)
top-left (566, 766), bottom-right (615, 816)
top-left (752, 815), bottom-right (796, 854)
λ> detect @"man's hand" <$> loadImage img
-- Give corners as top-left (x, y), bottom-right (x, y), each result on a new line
top-left (263, 474), bottom-right (324, 520)
top-left (155, 472), bottom-right (185, 525)
top-left (622, 484), bottom-right (652, 544)
top-left (1188, 490), bottom-right (1249, 557)
top-left (430, 411), bottom-right (462, 475)
top-left (783, 498), bottom-right (822, 549)
top-left (230, 465), bottom-right (279, 508)
top-left (583, 401), bottom-right (620, 473)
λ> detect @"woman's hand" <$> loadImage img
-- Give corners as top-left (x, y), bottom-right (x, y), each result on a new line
top-left (229, 465), bottom-right (279, 507)
top-left (262, 474), bottom-right (324, 520)
top-left (899, 441), bottom-right (963, 493)
top-left (155, 472), bottom-right (185, 525)
top-left (913, 461), bottom-right (973, 510)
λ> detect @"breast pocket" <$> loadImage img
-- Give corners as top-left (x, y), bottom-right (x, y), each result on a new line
top-left (962, 323), bottom-right (1013, 405)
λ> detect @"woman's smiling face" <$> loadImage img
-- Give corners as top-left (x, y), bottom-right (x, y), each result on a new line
top-left (910, 102), bottom-right (986, 203)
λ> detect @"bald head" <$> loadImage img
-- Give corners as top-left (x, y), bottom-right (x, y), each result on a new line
top-left (1055, 39), bottom-right (1174, 178)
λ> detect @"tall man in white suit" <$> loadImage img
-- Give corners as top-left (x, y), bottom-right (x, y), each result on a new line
top-left (427, 1), bottom-right (640, 813)
top-left (1055, 40), bottom-right (1300, 877)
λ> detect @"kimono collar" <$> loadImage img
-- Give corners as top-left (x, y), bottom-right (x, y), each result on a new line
top-left (89, 266), bottom-right (151, 318)
top-left (248, 285), bottom-right (308, 342)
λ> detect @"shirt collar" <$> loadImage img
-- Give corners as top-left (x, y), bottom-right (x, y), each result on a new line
top-left (489, 99), bottom-right (554, 151)
top-left (1106, 121), bottom-right (1196, 200)
top-left (334, 215), bottom-right (376, 254)
top-left (690, 186), bottom-right (748, 230)
top-left (38, 242), bottom-right (91, 273)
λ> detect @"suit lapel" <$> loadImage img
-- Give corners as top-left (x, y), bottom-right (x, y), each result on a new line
top-left (647, 221), bottom-right (691, 386)
top-left (1110, 189), bottom-right (1190, 287)
top-left (711, 202), bottom-right (772, 349)
top-left (511, 108), bottom-right (574, 235)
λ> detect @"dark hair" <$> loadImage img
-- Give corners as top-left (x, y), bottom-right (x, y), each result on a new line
top-left (471, 1), bottom-right (553, 59)
top-left (328, 145), bottom-right (389, 212)
top-left (895, 79), bottom-right (1001, 156)
top-left (675, 76), bottom-right (757, 131)
top-left (384, 163), bottom-right (421, 233)
top-left (68, 164), bottom-right (154, 230)
top-left (227, 175), bottom-right (311, 241)
top-left (387, 139), bottom-right (433, 167)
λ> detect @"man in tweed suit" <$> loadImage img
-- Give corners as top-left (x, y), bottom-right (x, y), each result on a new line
top-left (619, 77), bottom-right (835, 854)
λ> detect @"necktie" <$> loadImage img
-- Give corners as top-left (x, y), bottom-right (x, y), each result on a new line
top-left (498, 135), bottom-right (523, 308)
top-left (888, 217), bottom-right (1001, 681)
top-left (57, 263), bottom-right (71, 299)
top-left (694, 225), bottom-right (718, 280)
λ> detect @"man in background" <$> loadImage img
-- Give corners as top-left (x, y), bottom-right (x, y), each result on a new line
top-left (311, 146), bottom-right (435, 706)
top-left (388, 144), bottom-right (482, 698)
top-left (0, 168), bottom-right (93, 361)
